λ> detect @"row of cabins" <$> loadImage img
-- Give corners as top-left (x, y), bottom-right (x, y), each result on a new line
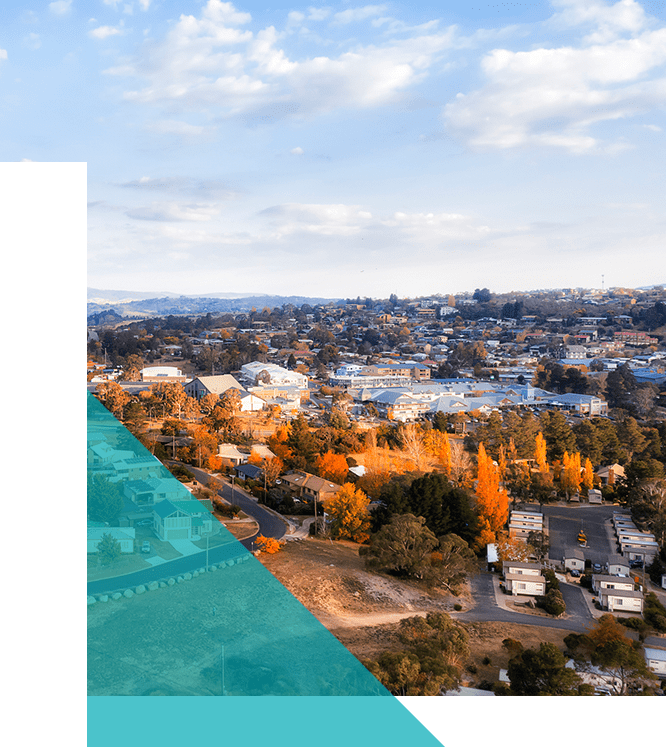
top-left (502, 560), bottom-right (646, 613)
top-left (612, 512), bottom-right (659, 564)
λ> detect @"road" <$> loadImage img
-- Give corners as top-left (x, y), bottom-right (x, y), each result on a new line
top-left (188, 465), bottom-right (287, 543)
top-left (457, 572), bottom-right (665, 648)
top-left (457, 573), bottom-right (594, 633)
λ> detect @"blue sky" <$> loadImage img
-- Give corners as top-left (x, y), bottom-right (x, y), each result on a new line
top-left (3, 0), bottom-right (666, 298)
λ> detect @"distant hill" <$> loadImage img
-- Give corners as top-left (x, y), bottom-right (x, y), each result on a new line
top-left (86, 291), bottom-right (341, 322)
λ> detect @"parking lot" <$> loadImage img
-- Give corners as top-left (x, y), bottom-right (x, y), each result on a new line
top-left (542, 504), bottom-right (618, 569)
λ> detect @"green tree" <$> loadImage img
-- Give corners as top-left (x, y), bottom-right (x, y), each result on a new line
top-left (364, 613), bottom-right (469, 695)
top-left (538, 588), bottom-right (566, 616)
top-left (565, 615), bottom-right (655, 695)
top-left (87, 474), bottom-right (123, 524)
top-left (96, 532), bottom-right (122, 566)
top-left (361, 514), bottom-right (438, 580)
top-left (539, 411), bottom-right (576, 462)
top-left (508, 642), bottom-right (591, 696)
top-left (643, 593), bottom-right (666, 634)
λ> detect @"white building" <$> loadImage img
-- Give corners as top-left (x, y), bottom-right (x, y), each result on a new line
top-left (240, 361), bottom-right (309, 389)
top-left (597, 587), bottom-right (644, 613)
top-left (140, 366), bottom-right (187, 382)
top-left (644, 648), bottom-right (666, 678)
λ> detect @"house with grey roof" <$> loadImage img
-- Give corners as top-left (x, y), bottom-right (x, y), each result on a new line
top-left (644, 647), bottom-right (666, 678)
top-left (152, 499), bottom-right (214, 541)
top-left (183, 374), bottom-right (266, 411)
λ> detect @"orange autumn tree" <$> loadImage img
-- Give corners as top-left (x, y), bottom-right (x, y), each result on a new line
top-left (267, 425), bottom-right (293, 462)
top-left (325, 483), bottom-right (371, 543)
top-left (255, 535), bottom-right (284, 554)
top-left (475, 442), bottom-right (509, 548)
top-left (247, 449), bottom-right (263, 467)
top-left (315, 451), bottom-right (349, 485)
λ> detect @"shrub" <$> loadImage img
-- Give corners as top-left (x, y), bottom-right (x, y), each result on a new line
top-left (453, 603), bottom-right (463, 611)
top-left (644, 593), bottom-right (666, 633)
top-left (255, 535), bottom-right (284, 554)
top-left (538, 589), bottom-right (566, 616)
top-left (482, 656), bottom-right (491, 666)
top-left (543, 568), bottom-right (560, 592)
top-left (467, 664), bottom-right (478, 674)
top-left (579, 573), bottom-right (593, 589)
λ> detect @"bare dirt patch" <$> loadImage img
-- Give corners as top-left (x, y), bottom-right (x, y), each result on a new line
top-left (257, 538), bottom-right (576, 689)
top-left (256, 537), bottom-right (456, 630)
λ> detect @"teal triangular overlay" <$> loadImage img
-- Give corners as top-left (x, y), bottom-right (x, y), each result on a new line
top-left (87, 393), bottom-right (387, 697)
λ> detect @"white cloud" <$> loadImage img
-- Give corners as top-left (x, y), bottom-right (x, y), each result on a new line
top-left (49, 0), bottom-right (72, 15)
top-left (331, 5), bottom-right (387, 26)
top-left (105, 0), bottom-right (457, 117)
top-left (443, 25), bottom-right (666, 153)
top-left (644, 124), bottom-right (662, 131)
top-left (126, 201), bottom-right (221, 221)
top-left (138, 0), bottom-right (152, 9)
top-left (0, 49), bottom-right (7, 61)
top-left (307, 7), bottom-right (331, 22)
top-left (90, 25), bottom-right (124, 40)
top-left (290, 146), bottom-right (304, 155)
top-left (119, 175), bottom-right (238, 198)
top-left (143, 119), bottom-right (213, 136)
top-left (23, 33), bottom-right (41, 50)
top-left (549, 0), bottom-right (647, 43)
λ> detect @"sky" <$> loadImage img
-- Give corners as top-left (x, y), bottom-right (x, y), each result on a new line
top-left (2, 0), bottom-right (666, 299)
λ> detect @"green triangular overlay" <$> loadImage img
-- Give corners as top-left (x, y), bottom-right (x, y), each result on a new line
top-left (86, 393), bottom-right (437, 728)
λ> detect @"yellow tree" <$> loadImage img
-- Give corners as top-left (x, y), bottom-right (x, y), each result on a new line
top-left (325, 483), bottom-right (371, 543)
top-left (581, 457), bottom-right (594, 492)
top-left (475, 442), bottom-right (509, 547)
top-left (535, 432), bottom-right (548, 474)
top-left (438, 431), bottom-right (452, 477)
top-left (561, 451), bottom-right (582, 495)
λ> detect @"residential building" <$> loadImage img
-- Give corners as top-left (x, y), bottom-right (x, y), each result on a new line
top-left (87, 527), bottom-right (135, 554)
top-left (644, 648), bottom-right (666, 678)
top-left (597, 587), bottom-right (643, 613)
top-left (152, 499), bottom-right (214, 541)
top-left (279, 471), bottom-right (342, 502)
top-left (183, 374), bottom-right (266, 411)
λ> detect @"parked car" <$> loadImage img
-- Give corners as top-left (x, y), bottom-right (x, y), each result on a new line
top-left (137, 519), bottom-right (153, 527)
top-left (570, 569), bottom-right (580, 577)
top-left (592, 563), bottom-right (602, 572)
top-left (141, 541), bottom-right (151, 553)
